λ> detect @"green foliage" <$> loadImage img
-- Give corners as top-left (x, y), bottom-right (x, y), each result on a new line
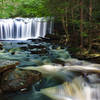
top-left (0, 0), bottom-right (50, 18)
top-left (68, 47), bottom-right (81, 53)
top-left (15, 0), bottom-right (48, 17)
top-left (93, 11), bottom-right (100, 22)
top-left (44, 0), bottom-right (69, 17)
top-left (0, 0), bottom-right (100, 49)
top-left (81, 32), bottom-right (88, 38)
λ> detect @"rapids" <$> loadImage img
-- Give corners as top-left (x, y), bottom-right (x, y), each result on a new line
top-left (0, 40), bottom-right (100, 100)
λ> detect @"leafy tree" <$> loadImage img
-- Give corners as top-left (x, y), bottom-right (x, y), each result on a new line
top-left (0, 0), bottom-right (100, 52)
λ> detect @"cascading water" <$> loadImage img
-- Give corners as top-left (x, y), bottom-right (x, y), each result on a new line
top-left (0, 17), bottom-right (53, 40)
top-left (23, 59), bottom-right (100, 100)
top-left (0, 40), bottom-right (100, 100)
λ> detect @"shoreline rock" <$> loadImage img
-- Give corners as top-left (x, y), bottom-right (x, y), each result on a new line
top-left (0, 60), bottom-right (42, 93)
top-left (0, 68), bottom-right (42, 92)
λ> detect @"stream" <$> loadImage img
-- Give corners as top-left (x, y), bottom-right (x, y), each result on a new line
top-left (0, 39), bottom-right (100, 100)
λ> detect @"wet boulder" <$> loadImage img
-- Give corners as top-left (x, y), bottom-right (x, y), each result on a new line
top-left (86, 74), bottom-right (100, 83)
top-left (17, 42), bottom-right (27, 45)
top-left (27, 38), bottom-right (43, 42)
top-left (20, 46), bottom-right (28, 51)
top-left (28, 44), bottom-right (46, 49)
top-left (29, 44), bottom-right (48, 55)
top-left (51, 58), bottom-right (66, 66)
top-left (0, 60), bottom-right (19, 73)
top-left (30, 49), bottom-right (48, 55)
top-left (0, 43), bottom-right (3, 50)
top-left (0, 68), bottom-right (42, 92)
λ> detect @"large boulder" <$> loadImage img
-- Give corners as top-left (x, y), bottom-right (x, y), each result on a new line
top-left (0, 60), bottom-right (19, 73)
top-left (0, 68), bottom-right (42, 92)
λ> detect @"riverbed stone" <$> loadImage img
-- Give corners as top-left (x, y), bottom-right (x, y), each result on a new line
top-left (0, 68), bottom-right (42, 92)
top-left (28, 44), bottom-right (46, 49)
top-left (0, 43), bottom-right (3, 50)
top-left (30, 49), bottom-right (48, 55)
top-left (0, 60), bottom-right (19, 73)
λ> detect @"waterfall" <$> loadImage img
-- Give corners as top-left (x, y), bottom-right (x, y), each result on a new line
top-left (0, 17), bottom-right (53, 40)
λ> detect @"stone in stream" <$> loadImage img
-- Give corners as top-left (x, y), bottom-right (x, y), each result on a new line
top-left (0, 60), bottom-right (19, 73)
top-left (30, 49), bottom-right (48, 55)
top-left (28, 44), bottom-right (46, 49)
top-left (0, 42), bottom-right (3, 50)
top-left (28, 44), bottom-right (48, 54)
top-left (86, 74), bottom-right (100, 83)
top-left (0, 68), bottom-right (42, 92)
top-left (20, 46), bottom-right (28, 51)
top-left (51, 58), bottom-right (66, 66)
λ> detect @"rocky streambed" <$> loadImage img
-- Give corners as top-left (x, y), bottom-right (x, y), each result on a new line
top-left (0, 38), bottom-right (100, 100)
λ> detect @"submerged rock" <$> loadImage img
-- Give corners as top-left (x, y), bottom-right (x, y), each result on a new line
top-left (0, 68), bottom-right (42, 92)
top-left (0, 60), bottom-right (19, 73)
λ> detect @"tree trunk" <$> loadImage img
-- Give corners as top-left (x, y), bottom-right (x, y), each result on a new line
top-left (61, 7), bottom-right (69, 40)
top-left (62, 16), bottom-right (69, 39)
top-left (89, 0), bottom-right (92, 21)
top-left (71, 6), bottom-right (74, 33)
top-left (65, 7), bottom-right (69, 39)
top-left (2, 0), bottom-right (3, 5)
top-left (80, 0), bottom-right (84, 48)
top-left (88, 0), bottom-right (93, 52)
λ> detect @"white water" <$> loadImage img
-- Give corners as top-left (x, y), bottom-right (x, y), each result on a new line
top-left (40, 77), bottom-right (100, 100)
top-left (0, 17), bottom-right (53, 40)
top-left (23, 58), bottom-right (100, 100)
